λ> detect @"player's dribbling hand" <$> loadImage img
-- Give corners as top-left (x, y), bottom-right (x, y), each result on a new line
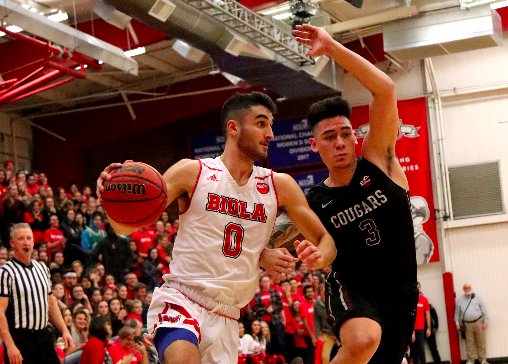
top-left (260, 248), bottom-right (298, 282)
top-left (295, 240), bottom-right (324, 269)
top-left (96, 160), bottom-right (134, 200)
top-left (7, 344), bottom-right (23, 364)
top-left (292, 24), bottom-right (335, 58)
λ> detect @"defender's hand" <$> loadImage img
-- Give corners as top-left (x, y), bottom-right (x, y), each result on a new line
top-left (295, 240), bottom-right (324, 269)
top-left (260, 248), bottom-right (297, 282)
top-left (96, 160), bottom-right (133, 200)
top-left (293, 24), bottom-right (335, 58)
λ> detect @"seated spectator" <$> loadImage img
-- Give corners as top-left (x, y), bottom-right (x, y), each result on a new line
top-left (74, 212), bottom-right (87, 234)
top-left (31, 249), bottom-right (39, 261)
top-left (61, 307), bottom-right (73, 333)
top-left (63, 270), bottom-right (78, 300)
top-left (26, 173), bottom-right (39, 195)
top-left (96, 300), bottom-right (110, 317)
top-left (80, 314), bottom-right (113, 364)
top-left (71, 284), bottom-right (93, 311)
top-left (124, 318), bottom-right (143, 337)
top-left (142, 247), bottom-right (162, 291)
top-left (24, 200), bottom-right (46, 243)
top-left (108, 326), bottom-right (148, 364)
top-left (238, 321), bottom-right (246, 355)
top-left (90, 288), bottom-right (103, 312)
top-left (260, 321), bottom-right (271, 354)
top-left (105, 274), bottom-right (115, 286)
top-left (71, 309), bottom-right (90, 350)
top-left (124, 299), bottom-right (143, 323)
top-left (109, 298), bottom-right (127, 337)
top-left (72, 260), bottom-right (84, 280)
top-left (39, 250), bottom-right (49, 263)
top-left (100, 286), bottom-right (114, 302)
top-left (51, 249), bottom-right (65, 268)
top-left (81, 274), bottom-right (93, 297)
top-left (142, 291), bottom-right (152, 328)
top-left (125, 272), bottom-right (138, 300)
top-left (241, 320), bottom-right (265, 355)
top-left (81, 212), bottom-right (106, 252)
top-left (117, 283), bottom-right (128, 307)
top-left (53, 282), bottom-right (70, 309)
top-left (133, 283), bottom-right (147, 303)
top-left (45, 214), bottom-right (66, 257)
top-left (95, 263), bottom-right (106, 284)
top-left (155, 234), bottom-right (171, 273)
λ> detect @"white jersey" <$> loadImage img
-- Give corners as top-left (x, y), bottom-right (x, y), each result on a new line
top-left (166, 157), bottom-right (278, 308)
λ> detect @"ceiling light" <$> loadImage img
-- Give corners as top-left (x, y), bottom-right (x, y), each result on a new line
top-left (98, 60), bottom-right (104, 64)
top-left (6, 25), bottom-right (23, 33)
top-left (260, 4), bottom-right (291, 15)
top-left (124, 47), bottom-right (146, 57)
top-left (273, 12), bottom-right (291, 20)
top-left (48, 10), bottom-right (68, 22)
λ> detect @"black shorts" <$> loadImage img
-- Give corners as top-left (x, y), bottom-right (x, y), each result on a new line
top-left (4, 326), bottom-right (60, 364)
top-left (325, 274), bottom-right (419, 364)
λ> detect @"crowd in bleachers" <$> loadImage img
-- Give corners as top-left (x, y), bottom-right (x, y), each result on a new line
top-left (0, 161), bottom-right (337, 364)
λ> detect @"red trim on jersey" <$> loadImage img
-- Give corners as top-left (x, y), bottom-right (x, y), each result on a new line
top-left (202, 161), bottom-right (223, 172)
top-left (179, 159), bottom-right (203, 215)
top-left (255, 175), bottom-right (270, 180)
top-left (270, 171), bottom-right (279, 208)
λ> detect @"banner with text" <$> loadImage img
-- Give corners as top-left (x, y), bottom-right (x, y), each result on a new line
top-left (189, 131), bottom-right (225, 160)
top-left (351, 97), bottom-right (438, 264)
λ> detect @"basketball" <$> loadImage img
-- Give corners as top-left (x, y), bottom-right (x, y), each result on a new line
top-left (102, 162), bottom-right (167, 228)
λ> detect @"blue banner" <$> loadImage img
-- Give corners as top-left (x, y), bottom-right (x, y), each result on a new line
top-left (291, 169), bottom-right (329, 195)
top-left (189, 131), bottom-right (225, 159)
top-left (268, 118), bottom-right (322, 169)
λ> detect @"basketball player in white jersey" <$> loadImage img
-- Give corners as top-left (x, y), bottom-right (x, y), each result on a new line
top-left (97, 92), bottom-right (337, 364)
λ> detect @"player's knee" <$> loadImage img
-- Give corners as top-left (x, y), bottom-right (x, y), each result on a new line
top-left (345, 331), bottom-right (381, 356)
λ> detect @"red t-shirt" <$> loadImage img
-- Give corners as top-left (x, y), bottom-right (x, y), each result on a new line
top-left (125, 313), bottom-right (142, 323)
top-left (131, 229), bottom-right (155, 255)
top-left (108, 343), bottom-right (142, 364)
top-left (156, 247), bottom-right (170, 275)
top-left (287, 316), bottom-right (307, 348)
top-left (44, 228), bottom-right (64, 257)
top-left (414, 294), bottom-right (430, 330)
top-left (260, 290), bottom-right (272, 322)
top-left (27, 184), bottom-right (39, 195)
top-left (81, 336), bottom-right (107, 364)
top-left (127, 287), bottom-right (135, 300)
top-left (282, 293), bottom-right (304, 333)
top-left (299, 300), bottom-right (315, 336)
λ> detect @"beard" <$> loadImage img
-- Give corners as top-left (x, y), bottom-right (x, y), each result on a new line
top-left (237, 128), bottom-right (268, 161)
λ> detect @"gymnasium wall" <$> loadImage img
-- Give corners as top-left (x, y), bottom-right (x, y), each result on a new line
top-left (432, 37), bottom-right (508, 360)
top-left (0, 112), bottom-right (32, 172)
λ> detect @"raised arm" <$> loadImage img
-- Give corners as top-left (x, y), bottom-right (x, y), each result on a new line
top-left (273, 172), bottom-right (336, 269)
top-left (294, 24), bottom-right (407, 189)
top-left (97, 159), bottom-right (200, 235)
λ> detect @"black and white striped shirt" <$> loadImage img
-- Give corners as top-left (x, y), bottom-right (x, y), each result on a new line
top-left (0, 258), bottom-right (52, 330)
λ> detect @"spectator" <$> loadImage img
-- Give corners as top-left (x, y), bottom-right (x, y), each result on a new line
top-left (72, 260), bottom-right (84, 279)
top-left (96, 300), bottom-right (110, 317)
top-left (68, 183), bottom-right (79, 199)
top-left (42, 197), bottom-right (57, 226)
top-left (71, 284), bottom-right (93, 311)
top-left (95, 263), bottom-right (106, 285)
top-left (63, 271), bottom-right (78, 300)
top-left (108, 326), bottom-right (148, 364)
top-left (142, 291), bottom-right (152, 328)
top-left (82, 186), bottom-right (92, 203)
top-left (287, 299), bottom-right (307, 363)
top-left (17, 180), bottom-right (33, 205)
top-left (142, 247), bottom-right (163, 291)
top-left (238, 322), bottom-right (245, 355)
top-left (125, 273), bottom-right (138, 300)
top-left (124, 299), bottom-right (143, 323)
top-left (91, 223), bottom-right (132, 283)
top-left (455, 283), bottom-right (489, 364)
top-left (254, 276), bottom-right (284, 355)
top-left (411, 282), bottom-right (431, 364)
top-left (24, 200), bottom-right (46, 243)
top-left (2, 184), bottom-right (26, 246)
top-left (105, 275), bottom-right (115, 286)
top-left (81, 212), bottom-right (106, 252)
top-left (61, 307), bottom-right (73, 333)
top-left (26, 173), bottom-right (39, 195)
top-left (44, 214), bottom-right (66, 258)
top-left (60, 209), bottom-right (80, 248)
top-left (117, 283), bottom-right (128, 306)
top-left (53, 282), bottom-right (70, 309)
top-left (133, 283), bottom-right (147, 302)
top-left (51, 250), bottom-right (65, 268)
top-left (159, 211), bottom-right (170, 226)
top-left (80, 314), bottom-right (113, 364)
top-left (241, 320), bottom-right (264, 355)
top-left (90, 288), bottom-right (103, 312)
top-left (154, 220), bottom-right (165, 235)
top-left (70, 309), bottom-right (89, 350)
top-left (0, 247), bottom-right (8, 260)
top-left (300, 284), bottom-right (317, 364)
top-left (426, 303), bottom-right (442, 364)
top-left (130, 227), bottom-right (154, 259)
top-left (100, 286), bottom-right (114, 302)
top-left (109, 297), bottom-right (127, 337)
top-left (314, 283), bottom-right (338, 364)
top-left (155, 234), bottom-right (171, 274)
top-left (39, 172), bottom-right (49, 189)
top-left (260, 321), bottom-right (272, 354)
top-left (295, 261), bottom-right (309, 283)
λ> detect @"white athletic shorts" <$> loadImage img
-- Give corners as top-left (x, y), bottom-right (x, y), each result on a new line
top-left (146, 286), bottom-right (239, 364)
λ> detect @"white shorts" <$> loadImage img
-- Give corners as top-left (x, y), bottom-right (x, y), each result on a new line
top-left (146, 286), bottom-right (239, 364)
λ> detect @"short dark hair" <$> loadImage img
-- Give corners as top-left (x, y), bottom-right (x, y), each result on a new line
top-left (134, 282), bottom-right (146, 292)
top-left (221, 92), bottom-right (276, 138)
top-left (303, 284), bottom-right (314, 294)
top-left (307, 97), bottom-right (351, 130)
top-left (92, 211), bottom-right (103, 220)
top-left (89, 314), bottom-right (111, 341)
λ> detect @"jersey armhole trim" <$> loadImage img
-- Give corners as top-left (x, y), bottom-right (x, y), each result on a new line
top-left (179, 159), bottom-right (203, 215)
top-left (270, 170), bottom-right (279, 209)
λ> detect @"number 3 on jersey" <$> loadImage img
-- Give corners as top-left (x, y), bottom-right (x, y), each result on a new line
top-left (223, 223), bottom-right (244, 258)
top-left (359, 219), bottom-right (381, 246)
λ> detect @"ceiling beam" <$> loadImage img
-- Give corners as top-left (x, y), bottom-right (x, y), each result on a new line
top-left (323, 5), bottom-right (419, 34)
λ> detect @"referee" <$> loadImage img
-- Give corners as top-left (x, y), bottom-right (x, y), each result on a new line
top-left (0, 223), bottom-right (75, 364)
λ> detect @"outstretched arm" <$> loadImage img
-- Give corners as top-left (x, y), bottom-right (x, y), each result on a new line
top-left (273, 173), bottom-right (336, 269)
top-left (97, 159), bottom-right (200, 235)
top-left (294, 24), bottom-right (407, 188)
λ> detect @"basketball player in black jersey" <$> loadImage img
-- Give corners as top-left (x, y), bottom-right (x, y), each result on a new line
top-left (292, 24), bottom-right (419, 364)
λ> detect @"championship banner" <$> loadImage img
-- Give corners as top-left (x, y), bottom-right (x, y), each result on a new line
top-left (189, 131), bottom-right (225, 159)
top-left (351, 97), bottom-right (439, 264)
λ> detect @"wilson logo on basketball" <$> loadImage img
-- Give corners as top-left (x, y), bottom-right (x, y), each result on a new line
top-left (360, 176), bottom-right (371, 188)
top-left (105, 182), bottom-right (146, 195)
top-left (257, 183), bottom-right (269, 194)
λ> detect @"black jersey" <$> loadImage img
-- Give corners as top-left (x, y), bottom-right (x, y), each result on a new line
top-left (307, 157), bottom-right (417, 293)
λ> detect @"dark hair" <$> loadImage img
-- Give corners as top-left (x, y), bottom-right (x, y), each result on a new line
top-left (89, 314), bottom-right (111, 341)
top-left (134, 282), bottom-right (146, 292)
top-left (290, 299), bottom-right (301, 317)
top-left (51, 249), bottom-right (63, 262)
top-left (307, 97), bottom-right (352, 130)
top-left (288, 277), bottom-right (297, 284)
top-left (92, 211), bottom-right (103, 220)
top-left (303, 284), bottom-right (314, 295)
top-left (156, 233), bottom-right (167, 242)
top-left (221, 92), bottom-right (276, 138)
